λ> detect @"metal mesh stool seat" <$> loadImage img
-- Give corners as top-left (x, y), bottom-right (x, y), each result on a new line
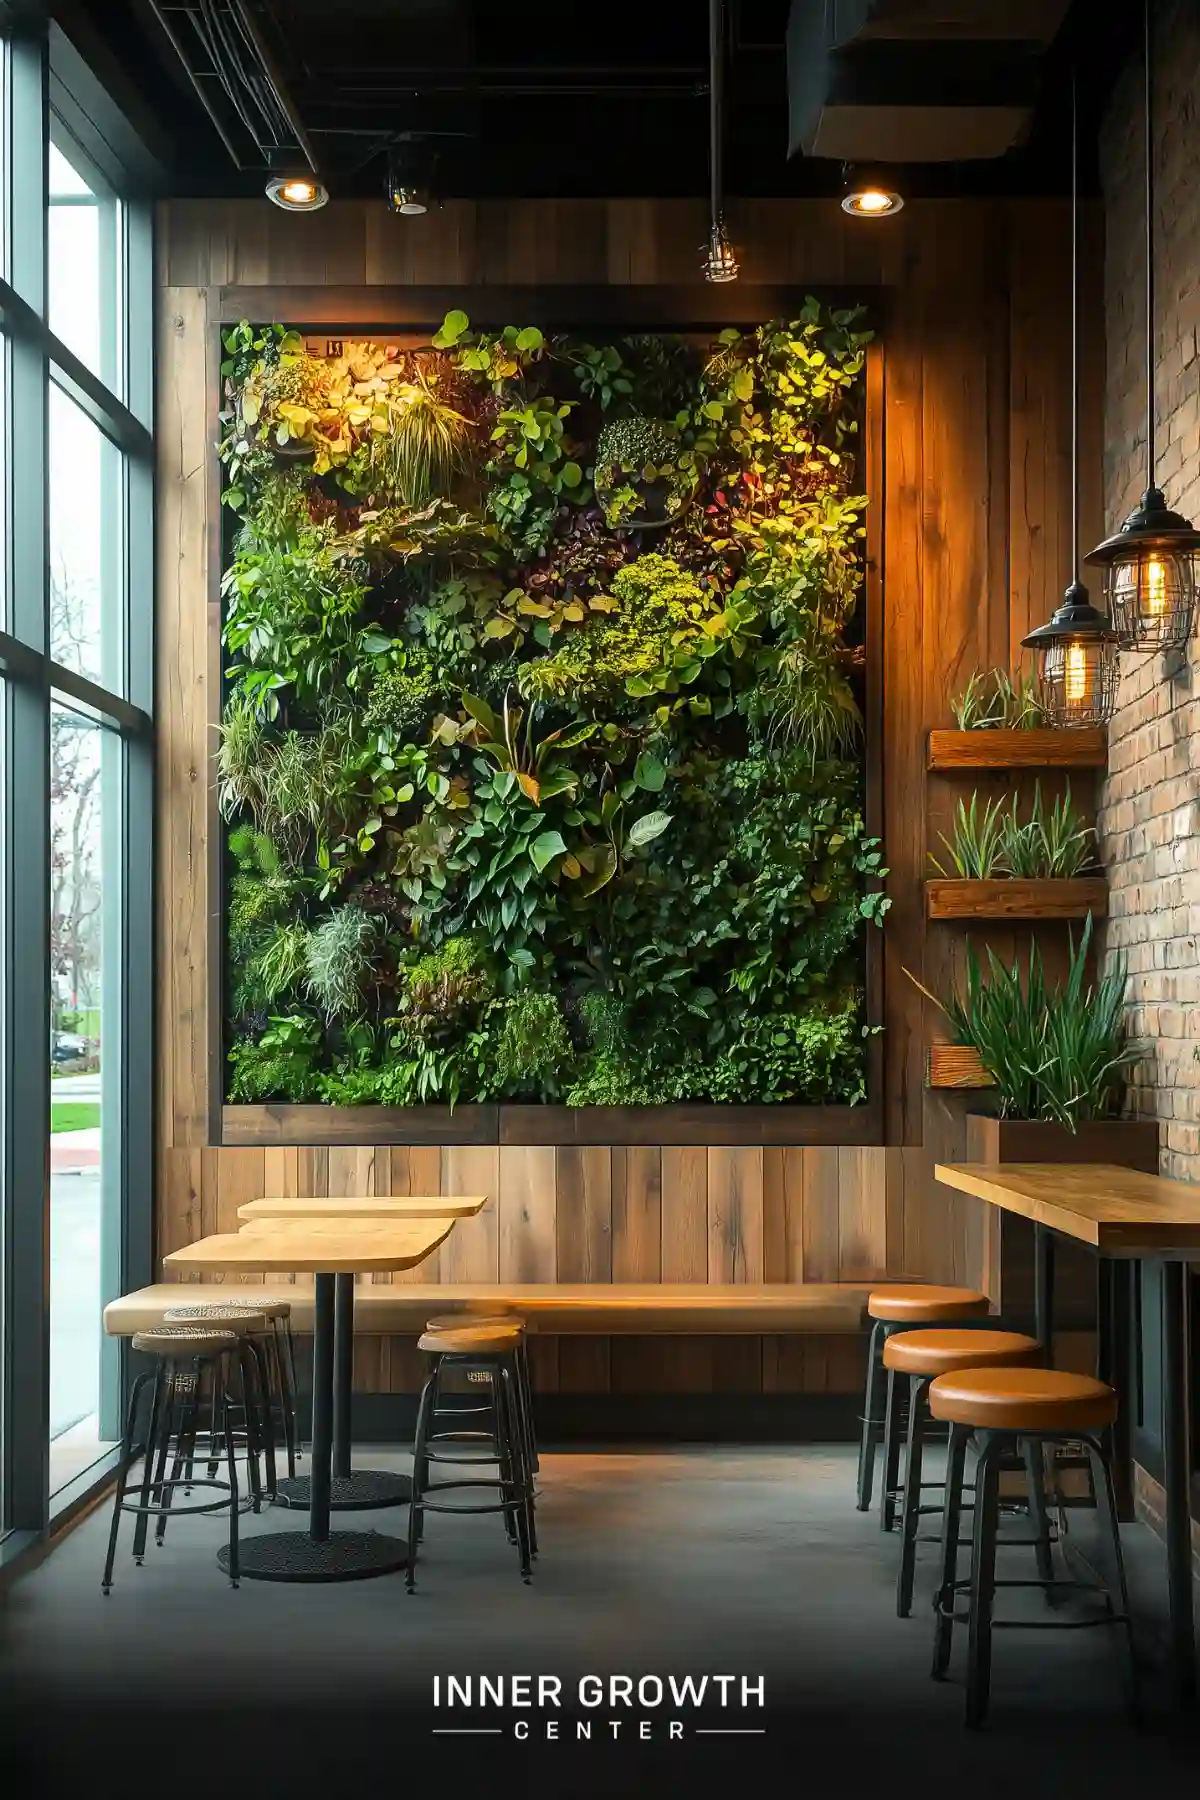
top-left (103, 1329), bottom-right (243, 1592)
top-left (927, 1368), bottom-right (1135, 1727)
top-left (162, 1305), bottom-right (278, 1498)
top-left (206, 1297), bottom-right (302, 1476)
top-left (164, 1302), bottom-right (297, 1487)
top-left (407, 1328), bottom-right (537, 1588)
top-left (881, 1329), bottom-right (1046, 1618)
top-left (857, 1285), bottom-right (992, 1521)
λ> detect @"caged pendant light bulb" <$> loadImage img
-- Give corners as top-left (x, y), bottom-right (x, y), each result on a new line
top-left (701, 0), bottom-right (739, 283)
top-left (1084, 0), bottom-right (1200, 650)
top-left (1022, 73), bottom-right (1116, 726)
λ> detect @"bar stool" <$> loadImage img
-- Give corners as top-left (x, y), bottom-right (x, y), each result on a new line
top-left (882, 1328), bottom-right (1043, 1617)
top-left (424, 1310), bottom-right (538, 1473)
top-left (928, 1366), bottom-right (1136, 1727)
top-left (102, 1327), bottom-right (242, 1592)
top-left (860, 1285), bottom-right (991, 1521)
top-left (196, 1296), bottom-right (301, 1477)
top-left (407, 1323), bottom-right (536, 1588)
top-left (162, 1304), bottom-right (277, 1501)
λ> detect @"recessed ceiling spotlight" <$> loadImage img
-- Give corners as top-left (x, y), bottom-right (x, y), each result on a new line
top-left (266, 172), bottom-right (329, 211)
top-left (841, 164), bottom-right (904, 218)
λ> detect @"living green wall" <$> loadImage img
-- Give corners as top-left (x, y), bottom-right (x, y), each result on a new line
top-left (217, 300), bottom-right (887, 1108)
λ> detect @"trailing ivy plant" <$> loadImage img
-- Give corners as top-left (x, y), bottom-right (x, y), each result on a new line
top-left (218, 300), bottom-right (887, 1106)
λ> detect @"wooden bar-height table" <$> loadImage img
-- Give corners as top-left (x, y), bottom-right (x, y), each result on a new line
top-left (163, 1218), bottom-right (456, 1581)
top-left (234, 1195), bottom-right (487, 1515)
top-left (936, 1162), bottom-right (1200, 1707)
top-left (234, 1196), bottom-right (485, 1513)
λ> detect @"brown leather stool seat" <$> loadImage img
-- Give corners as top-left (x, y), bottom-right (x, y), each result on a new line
top-left (425, 1312), bottom-right (523, 1334)
top-left (884, 1329), bottom-right (1041, 1378)
top-left (418, 1323), bottom-right (523, 1355)
top-left (928, 1366), bottom-right (1118, 1433)
top-left (868, 1284), bottom-right (989, 1323)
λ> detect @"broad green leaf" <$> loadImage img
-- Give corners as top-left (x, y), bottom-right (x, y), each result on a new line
top-left (576, 842), bottom-right (618, 897)
top-left (634, 753), bottom-right (666, 793)
top-left (516, 326), bottom-right (544, 352)
top-left (529, 829), bottom-right (568, 873)
top-left (628, 810), bottom-right (671, 848)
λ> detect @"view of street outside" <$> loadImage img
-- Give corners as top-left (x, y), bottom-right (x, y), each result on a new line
top-left (47, 134), bottom-right (116, 1477)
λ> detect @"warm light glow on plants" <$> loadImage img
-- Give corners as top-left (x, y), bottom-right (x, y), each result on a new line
top-left (216, 301), bottom-right (888, 1109)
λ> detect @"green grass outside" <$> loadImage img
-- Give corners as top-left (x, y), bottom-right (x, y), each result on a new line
top-left (51, 1102), bottom-right (101, 1134)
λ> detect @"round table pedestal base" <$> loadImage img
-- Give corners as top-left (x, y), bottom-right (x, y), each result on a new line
top-left (272, 1470), bottom-right (411, 1511)
top-left (217, 1529), bottom-right (408, 1583)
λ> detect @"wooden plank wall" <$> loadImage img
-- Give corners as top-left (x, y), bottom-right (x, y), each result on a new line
top-left (155, 197), bottom-right (1104, 1394)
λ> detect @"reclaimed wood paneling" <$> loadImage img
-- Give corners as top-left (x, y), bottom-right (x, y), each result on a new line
top-left (155, 196), bottom-right (1104, 1393)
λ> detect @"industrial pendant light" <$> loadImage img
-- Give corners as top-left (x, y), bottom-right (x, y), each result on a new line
top-left (266, 170), bottom-right (328, 212)
top-left (1022, 75), bottom-right (1117, 726)
top-left (701, 0), bottom-right (738, 283)
top-left (1084, 0), bottom-right (1200, 650)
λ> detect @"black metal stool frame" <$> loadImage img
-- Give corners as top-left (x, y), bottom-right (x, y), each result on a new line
top-left (416, 1346), bottom-right (539, 1556)
top-left (859, 1314), bottom-right (999, 1520)
top-left (102, 1351), bottom-right (242, 1592)
top-left (407, 1348), bottom-right (535, 1587)
top-left (931, 1423), bottom-right (1137, 1728)
top-left (895, 1373), bottom-right (1052, 1618)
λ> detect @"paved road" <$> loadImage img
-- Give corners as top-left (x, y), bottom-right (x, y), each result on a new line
top-left (52, 1071), bottom-right (102, 1103)
top-left (50, 1168), bottom-right (101, 1438)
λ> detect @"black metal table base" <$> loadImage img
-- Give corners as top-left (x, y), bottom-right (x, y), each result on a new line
top-left (272, 1469), bottom-right (411, 1511)
top-left (217, 1530), bottom-right (408, 1583)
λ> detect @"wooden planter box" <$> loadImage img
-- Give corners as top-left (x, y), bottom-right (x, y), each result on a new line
top-left (926, 877), bottom-right (1107, 921)
top-left (928, 728), bottom-right (1107, 771)
top-left (965, 1112), bottom-right (1159, 1171)
top-left (966, 1112), bottom-right (1160, 1329)
top-left (926, 1044), bottom-right (993, 1089)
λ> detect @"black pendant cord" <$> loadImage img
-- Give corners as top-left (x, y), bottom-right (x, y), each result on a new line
top-left (1144, 0), bottom-right (1155, 490)
top-left (709, 0), bottom-right (723, 233)
top-left (1071, 71), bottom-right (1080, 588)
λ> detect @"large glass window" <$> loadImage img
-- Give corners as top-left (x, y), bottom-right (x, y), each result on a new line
top-left (48, 129), bottom-right (121, 393)
top-left (0, 20), bottom-right (153, 1534)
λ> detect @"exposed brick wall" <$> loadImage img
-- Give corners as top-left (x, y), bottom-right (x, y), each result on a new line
top-left (1098, 0), bottom-right (1200, 1180)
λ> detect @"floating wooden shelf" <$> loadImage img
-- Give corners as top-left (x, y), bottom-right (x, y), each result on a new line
top-left (926, 1044), bottom-right (994, 1089)
top-left (928, 728), bottom-right (1107, 771)
top-left (925, 877), bottom-right (1108, 921)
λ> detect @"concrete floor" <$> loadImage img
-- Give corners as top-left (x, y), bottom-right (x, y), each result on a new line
top-left (0, 1444), bottom-right (1196, 1798)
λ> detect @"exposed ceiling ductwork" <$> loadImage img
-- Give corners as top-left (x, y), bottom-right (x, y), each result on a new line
top-left (787, 0), bottom-right (1073, 164)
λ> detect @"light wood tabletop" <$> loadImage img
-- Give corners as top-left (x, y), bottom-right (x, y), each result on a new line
top-left (935, 1162), bottom-right (1200, 1256)
top-left (237, 1194), bottom-right (487, 1222)
top-left (163, 1218), bottom-right (455, 1275)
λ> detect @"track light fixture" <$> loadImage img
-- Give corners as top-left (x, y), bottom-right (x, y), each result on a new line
top-left (840, 164), bottom-right (904, 218)
top-left (266, 171), bottom-right (328, 212)
top-left (702, 0), bottom-right (738, 283)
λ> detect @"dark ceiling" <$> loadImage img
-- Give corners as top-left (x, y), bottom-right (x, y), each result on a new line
top-left (54, 0), bottom-right (1140, 201)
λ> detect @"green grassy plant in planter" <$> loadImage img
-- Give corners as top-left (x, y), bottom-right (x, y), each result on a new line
top-left (217, 299), bottom-right (887, 1108)
top-left (906, 914), bottom-right (1138, 1130)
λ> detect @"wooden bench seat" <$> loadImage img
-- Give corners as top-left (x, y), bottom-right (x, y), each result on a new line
top-left (105, 1282), bottom-right (873, 1338)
